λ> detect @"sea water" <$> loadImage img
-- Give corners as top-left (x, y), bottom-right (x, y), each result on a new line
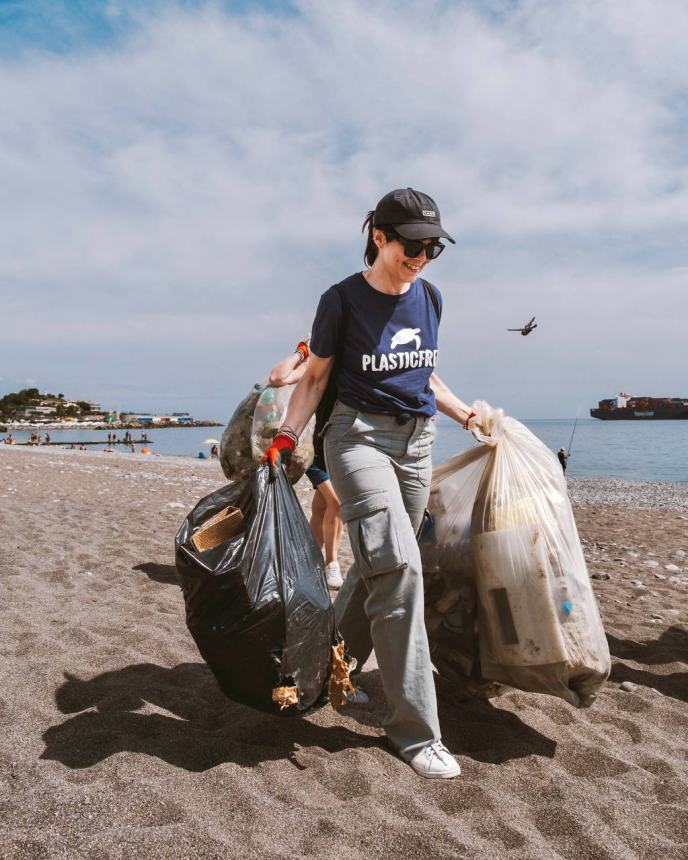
top-left (3, 418), bottom-right (687, 483)
top-left (432, 418), bottom-right (688, 484)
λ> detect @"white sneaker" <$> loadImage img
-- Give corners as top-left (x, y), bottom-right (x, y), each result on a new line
top-left (404, 742), bottom-right (461, 779)
top-left (325, 561), bottom-right (343, 589)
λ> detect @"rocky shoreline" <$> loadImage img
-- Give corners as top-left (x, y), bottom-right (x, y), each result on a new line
top-left (567, 476), bottom-right (688, 511)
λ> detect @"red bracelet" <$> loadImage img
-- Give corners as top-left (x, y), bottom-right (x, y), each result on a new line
top-left (464, 411), bottom-right (476, 430)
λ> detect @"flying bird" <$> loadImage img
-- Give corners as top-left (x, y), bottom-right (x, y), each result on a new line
top-left (507, 316), bottom-right (537, 336)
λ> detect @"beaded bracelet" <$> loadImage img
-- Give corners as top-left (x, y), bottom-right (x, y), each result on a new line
top-left (278, 425), bottom-right (299, 444)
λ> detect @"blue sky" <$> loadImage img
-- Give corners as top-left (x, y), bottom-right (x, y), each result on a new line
top-left (0, 1), bottom-right (300, 54)
top-left (1, 0), bottom-right (687, 420)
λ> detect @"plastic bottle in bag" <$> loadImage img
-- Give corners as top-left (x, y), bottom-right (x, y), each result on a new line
top-left (250, 385), bottom-right (315, 480)
top-left (220, 382), bottom-right (315, 485)
top-left (471, 402), bottom-right (610, 707)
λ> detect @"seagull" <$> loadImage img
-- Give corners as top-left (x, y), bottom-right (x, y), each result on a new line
top-left (507, 316), bottom-right (537, 336)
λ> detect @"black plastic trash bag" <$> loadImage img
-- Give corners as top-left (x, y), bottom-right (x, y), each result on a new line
top-left (175, 464), bottom-right (336, 715)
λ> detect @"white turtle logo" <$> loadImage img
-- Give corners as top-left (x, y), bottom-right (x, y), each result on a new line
top-left (391, 327), bottom-right (421, 350)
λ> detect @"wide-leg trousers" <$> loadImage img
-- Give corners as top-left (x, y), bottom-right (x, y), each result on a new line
top-left (323, 400), bottom-right (440, 756)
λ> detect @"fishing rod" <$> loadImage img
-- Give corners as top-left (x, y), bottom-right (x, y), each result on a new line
top-left (567, 412), bottom-right (580, 455)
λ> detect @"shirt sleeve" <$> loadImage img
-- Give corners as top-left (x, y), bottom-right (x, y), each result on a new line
top-left (309, 286), bottom-right (342, 358)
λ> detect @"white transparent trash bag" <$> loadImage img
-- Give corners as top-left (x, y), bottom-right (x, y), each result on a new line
top-left (250, 384), bottom-right (315, 481)
top-left (421, 447), bottom-right (504, 699)
top-left (220, 383), bottom-right (315, 485)
top-left (425, 401), bottom-right (610, 707)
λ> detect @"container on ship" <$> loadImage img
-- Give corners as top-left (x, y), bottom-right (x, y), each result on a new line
top-left (590, 392), bottom-right (688, 420)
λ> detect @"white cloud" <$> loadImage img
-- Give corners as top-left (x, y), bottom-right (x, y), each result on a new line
top-left (0, 0), bottom-right (687, 416)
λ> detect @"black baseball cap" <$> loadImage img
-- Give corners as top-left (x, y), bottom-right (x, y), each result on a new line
top-left (373, 187), bottom-right (455, 244)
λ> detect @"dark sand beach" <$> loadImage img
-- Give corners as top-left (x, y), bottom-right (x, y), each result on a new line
top-left (1, 445), bottom-right (686, 858)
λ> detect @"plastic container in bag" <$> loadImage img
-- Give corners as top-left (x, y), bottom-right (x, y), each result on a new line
top-left (250, 385), bottom-right (315, 478)
top-left (423, 402), bottom-right (610, 707)
top-left (175, 465), bottom-right (338, 714)
top-left (220, 382), bottom-right (315, 485)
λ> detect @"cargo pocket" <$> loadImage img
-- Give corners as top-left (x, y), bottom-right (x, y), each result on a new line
top-left (340, 489), bottom-right (408, 578)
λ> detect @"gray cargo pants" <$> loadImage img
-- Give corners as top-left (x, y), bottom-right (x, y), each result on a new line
top-left (323, 400), bottom-right (441, 756)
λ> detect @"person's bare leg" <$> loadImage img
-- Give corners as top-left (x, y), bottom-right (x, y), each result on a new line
top-left (317, 480), bottom-right (342, 565)
top-left (310, 487), bottom-right (326, 550)
top-left (313, 480), bottom-right (343, 589)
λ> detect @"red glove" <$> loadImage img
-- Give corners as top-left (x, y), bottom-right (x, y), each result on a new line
top-left (262, 431), bottom-right (297, 478)
top-left (295, 340), bottom-right (310, 363)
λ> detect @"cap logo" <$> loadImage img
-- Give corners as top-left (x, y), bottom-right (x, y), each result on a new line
top-left (422, 210), bottom-right (436, 217)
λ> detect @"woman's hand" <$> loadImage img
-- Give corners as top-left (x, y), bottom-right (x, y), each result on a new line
top-left (465, 411), bottom-right (481, 433)
top-left (262, 431), bottom-right (297, 478)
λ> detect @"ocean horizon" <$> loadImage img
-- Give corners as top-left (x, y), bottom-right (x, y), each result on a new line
top-left (3, 417), bottom-right (687, 484)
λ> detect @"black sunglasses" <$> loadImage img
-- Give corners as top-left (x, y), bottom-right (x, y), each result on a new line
top-left (388, 230), bottom-right (445, 260)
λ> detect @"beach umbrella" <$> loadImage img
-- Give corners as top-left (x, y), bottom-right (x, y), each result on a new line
top-left (204, 438), bottom-right (219, 444)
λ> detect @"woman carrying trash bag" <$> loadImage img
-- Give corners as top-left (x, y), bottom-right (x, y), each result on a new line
top-left (264, 188), bottom-right (478, 779)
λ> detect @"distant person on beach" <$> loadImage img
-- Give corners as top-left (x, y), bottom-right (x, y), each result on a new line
top-left (210, 444), bottom-right (218, 459)
top-left (45, 433), bottom-right (51, 445)
top-left (558, 447), bottom-right (570, 473)
top-left (6, 434), bottom-right (14, 445)
top-left (268, 336), bottom-right (344, 590)
top-left (264, 187), bottom-right (478, 779)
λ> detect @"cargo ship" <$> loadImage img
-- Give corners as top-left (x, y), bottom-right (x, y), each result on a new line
top-left (591, 392), bottom-right (688, 420)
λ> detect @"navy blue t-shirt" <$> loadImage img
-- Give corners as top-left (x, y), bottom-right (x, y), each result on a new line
top-left (310, 272), bottom-right (442, 417)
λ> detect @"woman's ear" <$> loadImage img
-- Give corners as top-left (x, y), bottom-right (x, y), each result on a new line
top-left (373, 227), bottom-right (386, 248)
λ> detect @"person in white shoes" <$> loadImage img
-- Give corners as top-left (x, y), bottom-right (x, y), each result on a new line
top-left (264, 188), bottom-right (479, 779)
top-left (268, 338), bottom-right (344, 590)
top-left (405, 741), bottom-right (460, 779)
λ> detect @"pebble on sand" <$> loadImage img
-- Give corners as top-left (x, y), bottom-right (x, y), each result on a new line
top-left (620, 681), bottom-right (639, 692)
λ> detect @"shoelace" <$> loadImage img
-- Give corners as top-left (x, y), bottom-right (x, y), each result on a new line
top-left (424, 742), bottom-right (451, 763)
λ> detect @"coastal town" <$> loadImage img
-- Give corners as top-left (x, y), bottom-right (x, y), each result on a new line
top-left (0, 387), bottom-right (221, 432)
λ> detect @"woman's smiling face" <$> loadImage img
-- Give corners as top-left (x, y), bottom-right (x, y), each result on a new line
top-left (373, 228), bottom-right (436, 282)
